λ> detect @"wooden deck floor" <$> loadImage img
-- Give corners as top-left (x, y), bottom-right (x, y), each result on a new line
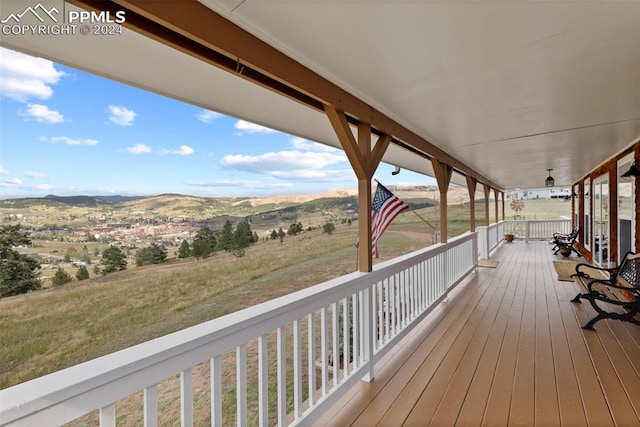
top-left (317, 242), bottom-right (640, 426)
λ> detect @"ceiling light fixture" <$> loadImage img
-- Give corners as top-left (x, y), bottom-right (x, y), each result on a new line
top-left (545, 169), bottom-right (555, 187)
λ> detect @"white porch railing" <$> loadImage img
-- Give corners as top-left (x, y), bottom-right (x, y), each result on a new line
top-left (504, 219), bottom-right (571, 242)
top-left (476, 221), bottom-right (505, 259)
top-left (0, 233), bottom-right (478, 427)
top-left (475, 219), bottom-right (571, 259)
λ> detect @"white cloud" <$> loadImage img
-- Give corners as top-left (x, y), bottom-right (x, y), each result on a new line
top-left (290, 137), bottom-right (339, 153)
top-left (175, 145), bottom-right (194, 155)
top-left (186, 179), bottom-right (293, 190)
top-left (126, 143), bottom-right (151, 154)
top-left (221, 150), bottom-right (350, 182)
top-left (40, 136), bottom-right (98, 146)
top-left (20, 103), bottom-right (64, 124)
top-left (35, 183), bottom-right (55, 190)
top-left (0, 48), bottom-right (66, 102)
top-left (221, 150), bottom-right (346, 173)
top-left (108, 105), bottom-right (136, 126)
top-left (3, 178), bottom-right (22, 186)
top-left (0, 166), bottom-right (9, 175)
top-left (196, 109), bottom-right (223, 123)
top-left (25, 171), bottom-right (45, 178)
top-left (234, 120), bottom-right (277, 134)
top-left (161, 145), bottom-right (194, 156)
top-left (270, 169), bottom-right (355, 182)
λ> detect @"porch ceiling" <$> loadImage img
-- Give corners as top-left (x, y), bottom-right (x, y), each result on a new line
top-left (1, 0), bottom-right (639, 189)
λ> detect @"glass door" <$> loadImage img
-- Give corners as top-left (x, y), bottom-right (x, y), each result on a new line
top-left (618, 155), bottom-right (636, 263)
top-left (573, 183), bottom-right (580, 243)
top-left (593, 174), bottom-right (609, 266)
top-left (584, 178), bottom-right (591, 251)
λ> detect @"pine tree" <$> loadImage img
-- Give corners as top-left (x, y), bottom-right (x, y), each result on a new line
top-left (216, 220), bottom-right (234, 252)
top-left (192, 226), bottom-right (217, 259)
top-left (0, 224), bottom-right (41, 297)
top-left (323, 222), bottom-right (336, 235)
top-left (231, 221), bottom-right (253, 257)
top-left (101, 246), bottom-right (127, 275)
top-left (178, 240), bottom-right (191, 259)
top-left (135, 243), bottom-right (168, 266)
top-left (52, 268), bottom-right (73, 287)
top-left (76, 265), bottom-right (90, 280)
top-left (287, 222), bottom-right (303, 236)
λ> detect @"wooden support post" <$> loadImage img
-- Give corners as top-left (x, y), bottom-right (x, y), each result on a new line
top-left (431, 159), bottom-right (453, 243)
top-left (494, 188), bottom-right (499, 224)
top-left (357, 177), bottom-right (373, 271)
top-left (466, 176), bottom-right (477, 232)
top-left (483, 184), bottom-right (491, 226)
top-left (325, 106), bottom-right (390, 272)
top-left (501, 191), bottom-right (505, 221)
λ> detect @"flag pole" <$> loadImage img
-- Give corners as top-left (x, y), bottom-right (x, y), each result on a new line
top-left (409, 209), bottom-right (437, 231)
top-left (374, 179), bottom-right (437, 231)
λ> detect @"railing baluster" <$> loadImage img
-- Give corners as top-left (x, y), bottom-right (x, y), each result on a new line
top-left (353, 292), bottom-right (362, 366)
top-left (236, 345), bottom-right (247, 426)
top-left (376, 284), bottom-right (383, 349)
top-left (400, 271), bottom-right (406, 327)
top-left (331, 302), bottom-right (339, 385)
top-left (320, 307), bottom-right (328, 394)
top-left (211, 356), bottom-right (222, 427)
top-left (342, 298), bottom-right (350, 375)
top-left (389, 275), bottom-right (396, 335)
top-left (293, 319), bottom-right (302, 418)
top-left (277, 327), bottom-right (286, 427)
top-left (411, 266), bottom-right (416, 319)
top-left (371, 287), bottom-right (378, 354)
top-left (258, 335), bottom-right (268, 427)
top-left (99, 403), bottom-right (115, 427)
top-left (417, 261), bottom-right (423, 311)
top-left (144, 385), bottom-right (158, 427)
top-left (384, 279), bottom-right (390, 342)
top-left (307, 312), bottom-right (316, 407)
top-left (362, 286), bottom-right (373, 382)
top-left (181, 368), bottom-right (193, 427)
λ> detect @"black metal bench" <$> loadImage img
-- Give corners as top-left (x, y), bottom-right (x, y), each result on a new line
top-left (571, 252), bottom-right (640, 330)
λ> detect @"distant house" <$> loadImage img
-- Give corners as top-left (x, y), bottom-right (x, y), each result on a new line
top-left (507, 188), bottom-right (571, 200)
top-left (549, 188), bottom-right (571, 199)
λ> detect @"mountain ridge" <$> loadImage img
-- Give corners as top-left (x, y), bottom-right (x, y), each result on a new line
top-left (0, 186), bottom-right (467, 227)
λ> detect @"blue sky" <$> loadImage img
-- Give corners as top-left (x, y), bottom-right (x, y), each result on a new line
top-left (0, 47), bottom-right (436, 199)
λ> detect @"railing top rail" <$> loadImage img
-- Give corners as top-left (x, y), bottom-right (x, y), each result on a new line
top-left (504, 219), bottom-right (571, 223)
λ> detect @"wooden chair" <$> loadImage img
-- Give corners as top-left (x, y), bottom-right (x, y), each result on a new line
top-left (571, 252), bottom-right (640, 330)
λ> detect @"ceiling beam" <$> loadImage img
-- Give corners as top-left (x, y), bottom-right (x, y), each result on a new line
top-left (326, 106), bottom-right (368, 179)
top-left (69, 0), bottom-right (502, 190)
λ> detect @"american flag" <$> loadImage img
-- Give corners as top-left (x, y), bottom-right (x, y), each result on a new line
top-left (357, 182), bottom-right (410, 258)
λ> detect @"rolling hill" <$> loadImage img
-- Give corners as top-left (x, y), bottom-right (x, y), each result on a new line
top-left (0, 186), bottom-right (468, 229)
